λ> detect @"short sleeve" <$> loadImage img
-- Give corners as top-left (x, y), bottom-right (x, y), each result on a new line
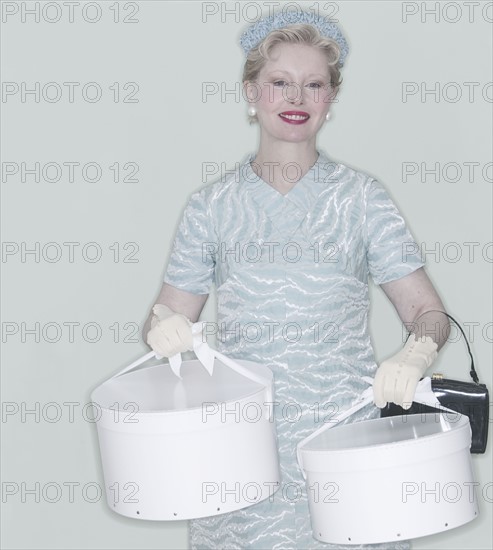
top-left (364, 179), bottom-right (424, 285)
top-left (163, 190), bottom-right (217, 294)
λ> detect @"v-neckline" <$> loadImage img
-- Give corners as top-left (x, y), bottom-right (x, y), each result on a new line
top-left (240, 150), bottom-right (339, 239)
top-left (246, 151), bottom-right (321, 197)
top-left (242, 150), bottom-right (335, 208)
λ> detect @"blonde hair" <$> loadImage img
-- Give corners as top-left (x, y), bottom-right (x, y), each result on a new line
top-left (242, 24), bottom-right (343, 124)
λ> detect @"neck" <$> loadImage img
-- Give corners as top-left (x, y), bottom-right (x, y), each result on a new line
top-left (251, 139), bottom-right (320, 187)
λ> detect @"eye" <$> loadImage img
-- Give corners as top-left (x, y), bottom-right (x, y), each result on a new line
top-left (273, 80), bottom-right (287, 87)
top-left (307, 82), bottom-right (323, 89)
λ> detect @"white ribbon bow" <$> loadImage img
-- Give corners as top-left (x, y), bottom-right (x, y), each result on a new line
top-left (167, 322), bottom-right (215, 379)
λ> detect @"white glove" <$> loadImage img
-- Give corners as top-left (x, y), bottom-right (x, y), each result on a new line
top-left (146, 304), bottom-right (193, 357)
top-left (373, 334), bottom-right (438, 410)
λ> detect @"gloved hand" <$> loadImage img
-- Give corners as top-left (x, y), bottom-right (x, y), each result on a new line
top-left (146, 304), bottom-right (194, 357)
top-left (373, 334), bottom-right (438, 410)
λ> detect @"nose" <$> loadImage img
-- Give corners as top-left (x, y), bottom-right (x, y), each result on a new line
top-left (284, 83), bottom-right (304, 105)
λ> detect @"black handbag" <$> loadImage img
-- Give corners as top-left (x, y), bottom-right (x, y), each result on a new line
top-left (380, 311), bottom-right (489, 454)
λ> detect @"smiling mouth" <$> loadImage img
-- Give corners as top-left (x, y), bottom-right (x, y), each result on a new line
top-left (279, 112), bottom-right (310, 122)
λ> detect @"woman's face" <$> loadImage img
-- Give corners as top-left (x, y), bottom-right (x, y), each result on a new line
top-left (245, 43), bottom-right (336, 146)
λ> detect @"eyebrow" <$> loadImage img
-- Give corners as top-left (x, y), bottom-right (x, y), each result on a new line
top-left (265, 70), bottom-right (328, 79)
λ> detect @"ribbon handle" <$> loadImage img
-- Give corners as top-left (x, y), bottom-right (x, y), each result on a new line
top-left (173, 322), bottom-right (275, 414)
top-left (296, 376), bottom-right (464, 479)
top-left (109, 322), bottom-right (213, 380)
top-left (108, 322), bottom-right (274, 419)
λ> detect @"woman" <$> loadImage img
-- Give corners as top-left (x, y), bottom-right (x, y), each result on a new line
top-left (143, 10), bottom-right (450, 550)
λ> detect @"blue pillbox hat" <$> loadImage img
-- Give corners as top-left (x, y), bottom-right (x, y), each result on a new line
top-left (239, 9), bottom-right (349, 66)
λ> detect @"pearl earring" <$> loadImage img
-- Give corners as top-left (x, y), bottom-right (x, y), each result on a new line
top-left (248, 105), bottom-right (257, 117)
top-left (325, 111), bottom-right (332, 122)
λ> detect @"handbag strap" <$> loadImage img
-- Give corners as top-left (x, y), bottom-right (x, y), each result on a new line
top-left (408, 309), bottom-right (480, 384)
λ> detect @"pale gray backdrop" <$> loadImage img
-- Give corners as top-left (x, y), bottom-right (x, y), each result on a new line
top-left (1, 1), bottom-right (492, 549)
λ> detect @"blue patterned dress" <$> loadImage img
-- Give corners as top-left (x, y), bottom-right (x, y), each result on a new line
top-left (163, 150), bottom-right (424, 549)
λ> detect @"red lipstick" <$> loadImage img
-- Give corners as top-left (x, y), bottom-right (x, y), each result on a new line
top-left (279, 111), bottom-right (310, 125)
